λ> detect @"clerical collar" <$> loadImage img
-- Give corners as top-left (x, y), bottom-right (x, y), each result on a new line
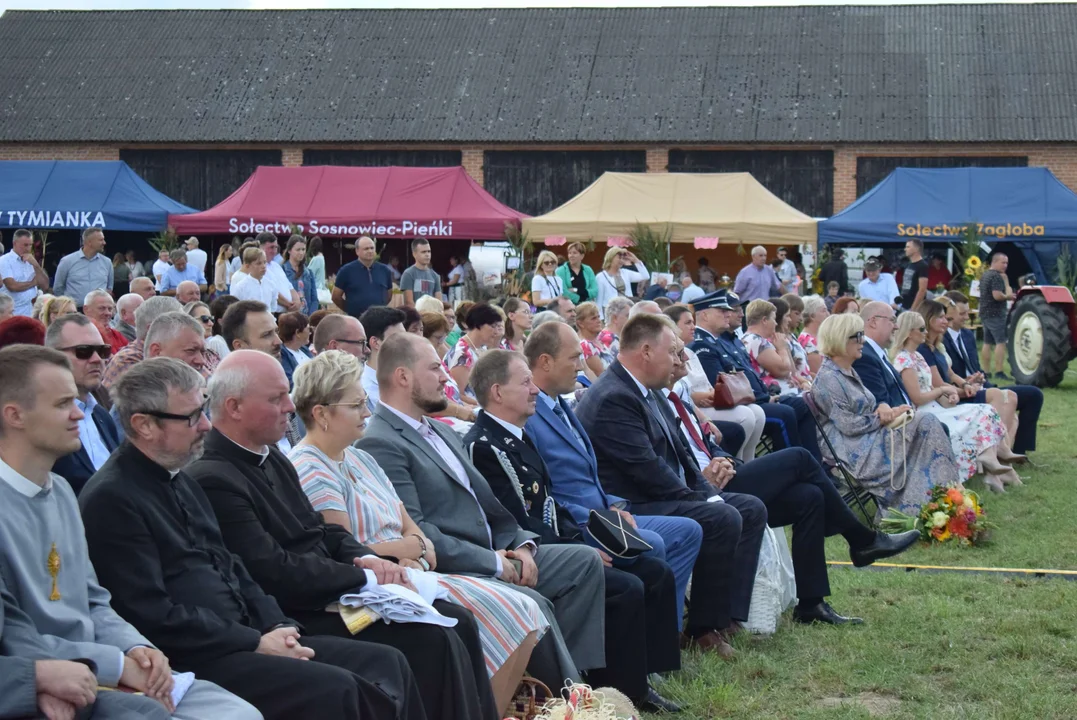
top-left (0, 454), bottom-right (53, 497)
top-left (118, 443), bottom-right (180, 482)
top-left (482, 410), bottom-right (524, 440)
top-left (210, 428), bottom-right (270, 467)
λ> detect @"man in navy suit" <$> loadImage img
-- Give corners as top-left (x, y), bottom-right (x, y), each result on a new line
top-left (521, 322), bottom-right (703, 637)
top-left (943, 292), bottom-right (1043, 454)
top-left (575, 313), bottom-right (768, 658)
top-left (853, 301), bottom-right (915, 408)
top-left (44, 314), bottom-right (120, 496)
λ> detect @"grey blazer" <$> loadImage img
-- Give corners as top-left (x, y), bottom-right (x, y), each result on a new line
top-left (357, 405), bottom-right (537, 577)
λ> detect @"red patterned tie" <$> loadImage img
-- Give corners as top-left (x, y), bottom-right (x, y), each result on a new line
top-left (667, 391), bottom-right (709, 456)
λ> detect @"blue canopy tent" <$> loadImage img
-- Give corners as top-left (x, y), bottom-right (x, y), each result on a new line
top-left (0, 160), bottom-right (195, 232)
top-left (819, 167), bottom-right (1077, 283)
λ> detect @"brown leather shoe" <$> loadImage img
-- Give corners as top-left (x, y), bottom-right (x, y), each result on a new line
top-left (680, 630), bottom-right (735, 660)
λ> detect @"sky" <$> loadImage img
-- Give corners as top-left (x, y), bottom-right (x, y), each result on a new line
top-left (2, 0), bottom-right (1074, 10)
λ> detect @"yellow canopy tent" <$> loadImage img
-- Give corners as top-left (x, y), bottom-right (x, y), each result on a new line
top-left (521, 172), bottom-right (817, 248)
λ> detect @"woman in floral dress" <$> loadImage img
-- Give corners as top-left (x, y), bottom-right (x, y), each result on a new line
top-left (890, 311), bottom-right (1020, 490)
top-left (288, 351), bottom-right (547, 710)
top-left (742, 299), bottom-right (809, 395)
top-left (443, 302), bottom-right (505, 399)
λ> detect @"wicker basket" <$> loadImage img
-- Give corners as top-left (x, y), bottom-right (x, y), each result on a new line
top-left (505, 676), bottom-right (554, 720)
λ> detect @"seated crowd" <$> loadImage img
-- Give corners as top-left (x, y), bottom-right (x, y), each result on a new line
top-left (0, 232), bottom-right (1045, 720)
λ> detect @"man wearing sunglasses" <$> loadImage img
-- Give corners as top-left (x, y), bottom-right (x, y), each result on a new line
top-left (45, 314), bottom-right (119, 497)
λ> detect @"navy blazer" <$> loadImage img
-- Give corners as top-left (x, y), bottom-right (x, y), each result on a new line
top-left (575, 361), bottom-right (711, 505)
top-left (943, 329), bottom-right (980, 379)
top-left (279, 345), bottom-right (314, 388)
top-left (524, 392), bottom-right (627, 526)
top-left (851, 343), bottom-right (911, 408)
top-left (53, 404), bottom-right (120, 496)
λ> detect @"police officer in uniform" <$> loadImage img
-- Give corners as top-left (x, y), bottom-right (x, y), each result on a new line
top-left (688, 290), bottom-right (822, 462)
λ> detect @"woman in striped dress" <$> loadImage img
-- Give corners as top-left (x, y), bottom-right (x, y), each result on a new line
top-left (287, 350), bottom-right (548, 711)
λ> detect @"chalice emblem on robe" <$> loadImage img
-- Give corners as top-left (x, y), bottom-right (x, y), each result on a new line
top-left (47, 543), bottom-right (61, 601)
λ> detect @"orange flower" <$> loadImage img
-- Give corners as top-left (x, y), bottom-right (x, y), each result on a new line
top-left (947, 488), bottom-right (965, 505)
top-left (948, 514), bottom-right (971, 539)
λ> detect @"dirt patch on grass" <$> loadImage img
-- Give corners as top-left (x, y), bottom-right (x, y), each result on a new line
top-left (816, 692), bottom-right (901, 716)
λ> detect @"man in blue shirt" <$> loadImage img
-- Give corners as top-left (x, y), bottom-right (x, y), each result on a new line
top-left (332, 236), bottom-right (393, 318)
top-left (157, 249), bottom-right (207, 297)
top-left (45, 315), bottom-right (120, 495)
top-left (53, 227), bottom-right (113, 307)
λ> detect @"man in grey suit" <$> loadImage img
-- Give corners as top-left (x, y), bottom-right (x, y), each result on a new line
top-left (357, 333), bottom-right (606, 691)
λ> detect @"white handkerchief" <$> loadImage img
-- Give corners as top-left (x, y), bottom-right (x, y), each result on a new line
top-left (171, 672), bottom-right (196, 708)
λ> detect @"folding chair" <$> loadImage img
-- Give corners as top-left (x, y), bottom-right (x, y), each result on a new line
top-left (802, 391), bottom-right (880, 528)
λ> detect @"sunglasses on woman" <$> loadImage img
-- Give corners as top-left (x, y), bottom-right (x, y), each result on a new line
top-left (58, 344), bottom-right (112, 360)
top-left (847, 331), bottom-right (865, 343)
top-left (197, 315), bottom-right (213, 324)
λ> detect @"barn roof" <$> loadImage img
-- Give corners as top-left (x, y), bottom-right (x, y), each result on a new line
top-left (1, 5), bottom-right (1075, 144)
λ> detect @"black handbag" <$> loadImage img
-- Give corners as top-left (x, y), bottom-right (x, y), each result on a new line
top-left (587, 509), bottom-right (653, 559)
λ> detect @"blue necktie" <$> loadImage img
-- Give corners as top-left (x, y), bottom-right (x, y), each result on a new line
top-left (552, 401), bottom-right (585, 447)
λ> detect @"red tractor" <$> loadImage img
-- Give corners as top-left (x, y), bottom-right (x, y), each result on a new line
top-left (1007, 285), bottom-right (1077, 387)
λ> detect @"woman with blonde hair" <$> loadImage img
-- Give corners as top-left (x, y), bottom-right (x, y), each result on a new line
top-left (811, 312), bottom-right (958, 512)
top-left (555, 241), bottom-right (598, 303)
top-left (798, 295), bottom-right (829, 374)
top-left (890, 311), bottom-right (1019, 490)
top-left (575, 301), bottom-right (612, 375)
top-left (40, 295), bottom-right (77, 327)
top-left (214, 244), bottom-right (234, 295)
top-left (594, 247), bottom-right (650, 319)
top-left (499, 297), bottom-right (532, 352)
top-left (288, 351), bottom-right (546, 710)
top-left (31, 293), bottom-right (54, 322)
top-left (530, 250), bottom-right (564, 305)
top-left (414, 294), bottom-right (444, 315)
top-left (598, 295), bottom-right (633, 356)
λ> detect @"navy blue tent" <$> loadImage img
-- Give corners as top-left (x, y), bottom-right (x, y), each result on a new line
top-left (819, 167), bottom-right (1077, 282)
top-left (0, 160), bottom-right (195, 232)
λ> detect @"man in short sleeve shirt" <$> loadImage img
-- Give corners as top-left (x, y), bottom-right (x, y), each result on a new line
top-left (978, 252), bottom-right (1015, 380)
top-left (0, 229), bottom-right (49, 316)
top-left (332, 236), bottom-right (392, 318)
top-left (399, 238), bottom-right (442, 307)
top-left (899, 239), bottom-right (929, 311)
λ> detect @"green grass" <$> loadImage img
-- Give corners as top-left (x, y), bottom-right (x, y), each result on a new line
top-left (646, 363), bottom-right (1077, 719)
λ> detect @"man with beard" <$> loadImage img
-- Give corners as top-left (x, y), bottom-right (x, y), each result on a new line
top-left (358, 333), bottom-right (605, 691)
top-left (80, 358), bottom-right (422, 720)
top-left (187, 350), bottom-right (498, 720)
top-left (0, 348), bottom-right (259, 720)
top-left (46, 314), bottom-right (120, 495)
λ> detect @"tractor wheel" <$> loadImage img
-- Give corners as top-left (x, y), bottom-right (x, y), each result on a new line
top-left (1008, 293), bottom-right (1071, 387)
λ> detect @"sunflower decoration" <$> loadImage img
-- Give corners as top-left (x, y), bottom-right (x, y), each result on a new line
top-left (967, 255), bottom-right (983, 271)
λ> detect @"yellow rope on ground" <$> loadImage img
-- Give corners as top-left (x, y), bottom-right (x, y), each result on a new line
top-left (828, 561), bottom-right (1077, 578)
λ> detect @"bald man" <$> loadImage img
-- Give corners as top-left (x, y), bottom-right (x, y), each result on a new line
top-left (176, 280), bottom-right (202, 305)
top-left (188, 350), bottom-right (498, 720)
top-left (113, 292), bottom-right (143, 341)
top-left (332, 236), bottom-right (392, 318)
top-left (130, 276), bottom-right (157, 300)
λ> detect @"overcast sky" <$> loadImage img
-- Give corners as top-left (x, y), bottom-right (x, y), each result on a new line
top-left (3, 0), bottom-right (1074, 11)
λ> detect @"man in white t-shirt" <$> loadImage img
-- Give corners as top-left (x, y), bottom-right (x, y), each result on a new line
top-left (151, 250), bottom-right (171, 284)
top-left (679, 273), bottom-right (705, 304)
top-left (184, 237), bottom-right (208, 276)
top-left (0, 229), bottom-right (49, 316)
top-left (257, 233), bottom-right (301, 313)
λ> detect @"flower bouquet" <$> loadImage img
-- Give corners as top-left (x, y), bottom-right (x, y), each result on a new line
top-left (880, 487), bottom-right (994, 546)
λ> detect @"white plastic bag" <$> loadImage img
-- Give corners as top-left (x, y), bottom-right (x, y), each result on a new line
top-left (744, 527), bottom-right (797, 635)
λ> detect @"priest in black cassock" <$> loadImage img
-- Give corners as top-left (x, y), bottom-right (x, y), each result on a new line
top-left (187, 350), bottom-right (497, 720)
top-left (80, 358), bottom-right (425, 720)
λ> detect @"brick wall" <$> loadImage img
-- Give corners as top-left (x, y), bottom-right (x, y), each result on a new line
top-left (833, 143), bottom-right (1077, 211)
top-left (0, 143), bottom-right (119, 160)
top-left (461, 147), bottom-right (483, 185)
top-left (5, 141), bottom-right (1077, 215)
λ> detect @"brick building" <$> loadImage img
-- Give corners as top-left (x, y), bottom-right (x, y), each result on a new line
top-left (2, 5), bottom-right (1076, 268)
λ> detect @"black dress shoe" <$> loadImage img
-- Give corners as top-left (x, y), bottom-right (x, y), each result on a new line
top-left (792, 601), bottom-right (863, 626)
top-left (850, 529), bottom-right (920, 568)
top-left (636, 685), bottom-right (683, 713)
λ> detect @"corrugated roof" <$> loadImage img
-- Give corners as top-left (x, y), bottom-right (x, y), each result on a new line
top-left (0, 5), bottom-right (1075, 144)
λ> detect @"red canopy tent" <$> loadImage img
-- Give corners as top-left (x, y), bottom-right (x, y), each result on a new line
top-left (168, 165), bottom-right (526, 239)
